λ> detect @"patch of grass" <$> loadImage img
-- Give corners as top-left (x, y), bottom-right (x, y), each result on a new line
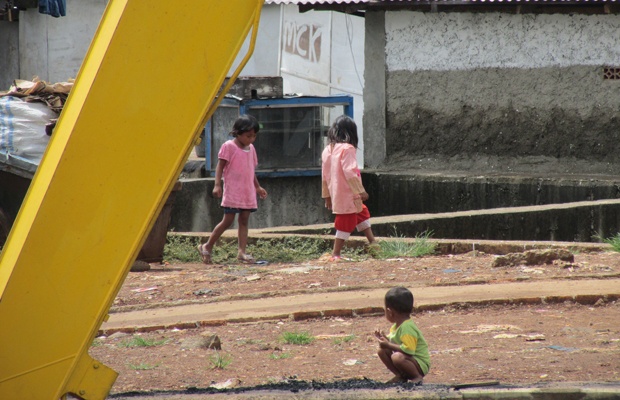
top-left (602, 233), bottom-right (620, 252)
top-left (281, 331), bottom-right (315, 345)
top-left (376, 230), bottom-right (437, 259)
top-left (333, 334), bottom-right (356, 345)
top-left (269, 352), bottom-right (291, 360)
top-left (248, 237), bottom-right (331, 263)
top-left (91, 338), bottom-right (104, 347)
top-left (128, 362), bottom-right (160, 370)
top-left (163, 232), bottom-right (372, 264)
top-left (118, 336), bottom-right (168, 348)
top-left (163, 234), bottom-right (201, 263)
top-left (209, 352), bottom-right (232, 369)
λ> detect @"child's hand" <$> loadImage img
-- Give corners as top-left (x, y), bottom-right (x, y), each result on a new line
top-left (374, 329), bottom-right (387, 341)
top-left (360, 191), bottom-right (369, 201)
top-left (257, 186), bottom-right (267, 199)
top-left (325, 197), bottom-right (332, 210)
top-left (212, 184), bottom-right (223, 198)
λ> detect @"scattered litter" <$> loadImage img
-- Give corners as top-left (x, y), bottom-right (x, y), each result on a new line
top-left (460, 325), bottom-right (522, 334)
top-left (307, 282), bottom-right (322, 288)
top-left (193, 289), bottom-right (218, 296)
top-left (493, 333), bottom-right (545, 341)
top-left (432, 347), bottom-right (464, 354)
top-left (547, 345), bottom-right (578, 352)
top-left (493, 334), bottom-right (520, 339)
top-left (255, 260), bottom-right (268, 265)
top-left (246, 274), bottom-right (261, 281)
top-left (209, 378), bottom-right (241, 389)
top-left (277, 265), bottom-right (323, 274)
top-left (131, 287), bottom-right (158, 293)
top-left (519, 267), bottom-right (544, 274)
top-left (316, 333), bottom-right (351, 339)
top-left (343, 359), bottom-right (363, 366)
top-left (443, 268), bottom-right (460, 273)
top-left (452, 381), bottom-right (499, 390)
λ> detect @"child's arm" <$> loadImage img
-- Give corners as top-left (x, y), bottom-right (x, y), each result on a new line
top-left (212, 159), bottom-right (227, 198)
top-left (254, 175), bottom-right (267, 199)
top-left (374, 329), bottom-right (405, 353)
top-left (341, 146), bottom-right (368, 200)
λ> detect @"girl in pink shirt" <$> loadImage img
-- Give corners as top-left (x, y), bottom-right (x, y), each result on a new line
top-left (197, 115), bottom-right (267, 264)
top-left (321, 115), bottom-right (376, 261)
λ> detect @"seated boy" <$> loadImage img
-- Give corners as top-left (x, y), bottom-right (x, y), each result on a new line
top-left (374, 286), bottom-right (431, 384)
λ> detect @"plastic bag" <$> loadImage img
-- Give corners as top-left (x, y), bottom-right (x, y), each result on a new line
top-left (0, 96), bottom-right (54, 166)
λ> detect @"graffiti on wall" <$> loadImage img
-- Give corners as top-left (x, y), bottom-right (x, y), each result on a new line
top-left (283, 21), bottom-right (322, 63)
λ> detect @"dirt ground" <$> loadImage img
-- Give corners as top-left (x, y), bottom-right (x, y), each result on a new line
top-left (91, 250), bottom-right (620, 395)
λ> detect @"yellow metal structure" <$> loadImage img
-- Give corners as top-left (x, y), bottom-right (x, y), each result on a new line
top-left (0, 0), bottom-right (263, 398)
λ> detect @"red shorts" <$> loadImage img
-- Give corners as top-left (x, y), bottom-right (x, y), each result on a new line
top-left (334, 204), bottom-right (371, 233)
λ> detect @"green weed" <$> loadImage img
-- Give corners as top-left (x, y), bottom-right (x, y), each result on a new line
top-left (376, 230), bottom-right (436, 259)
top-left (163, 234), bottom-right (201, 263)
top-left (269, 352), bottom-right (291, 360)
top-left (333, 334), bottom-right (356, 345)
top-left (602, 233), bottom-right (620, 252)
top-left (118, 336), bottom-right (168, 348)
top-left (209, 352), bottom-right (232, 369)
top-left (281, 331), bottom-right (315, 345)
top-left (128, 362), bottom-right (160, 370)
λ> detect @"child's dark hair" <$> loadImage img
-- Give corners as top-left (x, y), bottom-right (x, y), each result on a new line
top-left (327, 115), bottom-right (358, 148)
top-left (230, 114), bottom-right (260, 137)
top-left (385, 287), bottom-right (414, 314)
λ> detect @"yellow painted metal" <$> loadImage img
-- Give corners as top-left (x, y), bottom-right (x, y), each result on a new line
top-left (0, 0), bottom-right (263, 398)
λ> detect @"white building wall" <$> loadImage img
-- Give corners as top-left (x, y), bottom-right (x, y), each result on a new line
top-left (385, 12), bottom-right (620, 72)
top-left (231, 4), bottom-right (281, 77)
top-left (279, 5), bottom-right (365, 166)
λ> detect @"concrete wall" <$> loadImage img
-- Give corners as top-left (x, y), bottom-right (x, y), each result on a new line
top-left (362, 171), bottom-right (620, 217)
top-left (169, 169), bottom-right (620, 242)
top-left (18, 0), bottom-right (108, 82)
top-left (170, 175), bottom-right (332, 232)
top-left (362, 11), bottom-right (386, 168)
top-left (0, 22), bottom-right (19, 90)
top-left (365, 11), bottom-right (620, 168)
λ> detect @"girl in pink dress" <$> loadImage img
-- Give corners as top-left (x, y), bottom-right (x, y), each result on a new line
top-left (321, 115), bottom-right (376, 261)
top-left (197, 114), bottom-right (267, 264)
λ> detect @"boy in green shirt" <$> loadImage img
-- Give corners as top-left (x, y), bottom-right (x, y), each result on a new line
top-left (374, 286), bottom-right (431, 384)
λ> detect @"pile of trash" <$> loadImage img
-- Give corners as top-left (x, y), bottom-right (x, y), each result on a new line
top-left (0, 77), bottom-right (73, 113)
top-left (0, 78), bottom-right (73, 170)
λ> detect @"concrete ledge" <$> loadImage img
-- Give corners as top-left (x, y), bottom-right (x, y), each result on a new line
top-left (255, 199), bottom-right (620, 243)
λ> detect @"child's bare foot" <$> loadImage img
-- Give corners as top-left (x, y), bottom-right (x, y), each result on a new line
top-left (409, 377), bottom-right (423, 386)
top-left (385, 376), bottom-right (407, 384)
